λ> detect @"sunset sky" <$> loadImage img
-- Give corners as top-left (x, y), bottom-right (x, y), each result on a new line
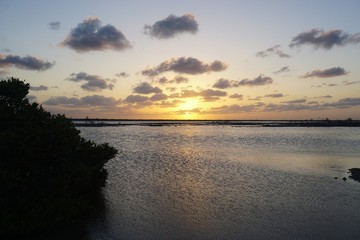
top-left (1, 0), bottom-right (360, 119)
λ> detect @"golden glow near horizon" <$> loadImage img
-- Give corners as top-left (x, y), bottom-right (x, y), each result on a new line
top-left (2, 1), bottom-right (360, 119)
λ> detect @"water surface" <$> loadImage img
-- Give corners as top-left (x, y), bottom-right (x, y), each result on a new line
top-left (79, 125), bottom-right (360, 240)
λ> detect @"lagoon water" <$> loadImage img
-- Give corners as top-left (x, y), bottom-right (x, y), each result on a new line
top-left (79, 125), bottom-right (360, 240)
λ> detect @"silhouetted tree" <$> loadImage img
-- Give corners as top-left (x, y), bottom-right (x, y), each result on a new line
top-left (0, 77), bottom-right (117, 237)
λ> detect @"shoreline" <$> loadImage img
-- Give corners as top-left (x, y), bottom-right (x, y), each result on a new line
top-left (73, 119), bottom-right (360, 127)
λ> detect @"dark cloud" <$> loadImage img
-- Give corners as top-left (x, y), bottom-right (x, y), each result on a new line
top-left (49, 21), bottom-right (61, 30)
top-left (213, 75), bottom-right (273, 89)
top-left (30, 85), bottom-right (48, 91)
top-left (43, 95), bottom-right (120, 107)
top-left (26, 95), bottom-right (37, 101)
top-left (67, 72), bottom-right (115, 92)
top-left (229, 93), bottom-right (243, 99)
top-left (133, 82), bottom-right (162, 94)
top-left (237, 75), bottom-right (273, 86)
top-left (61, 17), bottom-right (132, 52)
top-left (116, 72), bottom-right (129, 78)
top-left (315, 95), bottom-right (332, 99)
top-left (274, 66), bottom-right (290, 74)
top-left (158, 76), bottom-right (188, 84)
top-left (0, 54), bottom-right (54, 71)
top-left (256, 45), bottom-right (291, 58)
top-left (209, 103), bottom-right (265, 114)
top-left (200, 89), bottom-right (227, 101)
top-left (43, 96), bottom-right (83, 106)
top-left (150, 93), bottom-right (168, 101)
top-left (264, 93), bottom-right (284, 98)
top-left (289, 28), bottom-right (360, 49)
top-left (144, 14), bottom-right (199, 39)
top-left (142, 57), bottom-right (227, 76)
top-left (213, 78), bottom-right (232, 89)
top-left (281, 99), bottom-right (307, 104)
top-left (302, 67), bottom-right (347, 78)
top-left (342, 80), bottom-right (360, 86)
top-left (123, 94), bottom-right (149, 104)
top-left (168, 88), bottom-right (227, 102)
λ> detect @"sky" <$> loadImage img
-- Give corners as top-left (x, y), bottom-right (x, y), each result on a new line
top-left (1, 0), bottom-right (360, 120)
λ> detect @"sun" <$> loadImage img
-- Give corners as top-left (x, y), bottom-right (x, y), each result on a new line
top-left (177, 98), bottom-right (200, 119)
top-left (179, 98), bottom-right (199, 111)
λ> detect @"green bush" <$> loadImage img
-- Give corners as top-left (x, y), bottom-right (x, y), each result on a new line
top-left (0, 78), bottom-right (118, 237)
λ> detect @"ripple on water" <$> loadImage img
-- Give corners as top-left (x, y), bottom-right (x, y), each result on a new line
top-left (78, 126), bottom-right (360, 240)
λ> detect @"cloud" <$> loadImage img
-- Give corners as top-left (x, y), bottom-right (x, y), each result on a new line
top-left (67, 72), bottom-right (115, 91)
top-left (116, 72), bottom-right (129, 78)
top-left (43, 95), bottom-right (120, 107)
top-left (0, 54), bottom-right (54, 71)
top-left (123, 94), bottom-right (149, 104)
top-left (302, 67), bottom-right (348, 78)
top-left (256, 45), bottom-right (291, 58)
top-left (342, 80), bottom-right (360, 86)
top-left (315, 95), bottom-right (332, 99)
top-left (264, 93), bottom-right (284, 98)
top-left (49, 21), bottom-right (61, 30)
top-left (158, 76), bottom-right (188, 84)
top-left (281, 99), bottom-right (307, 104)
top-left (200, 89), bottom-right (227, 101)
top-left (274, 66), bottom-right (290, 74)
top-left (213, 78), bottom-right (232, 89)
top-left (150, 93), bottom-right (168, 101)
top-left (133, 82), bottom-right (162, 94)
top-left (60, 17), bottom-right (132, 52)
top-left (144, 14), bottom-right (199, 39)
top-left (213, 75), bottom-right (273, 89)
top-left (209, 103), bottom-right (265, 114)
top-left (289, 28), bottom-right (360, 49)
top-left (30, 85), bottom-right (48, 91)
top-left (237, 75), bottom-right (273, 86)
top-left (229, 93), bottom-right (243, 99)
top-left (142, 57), bottom-right (227, 76)
top-left (43, 96), bottom-right (82, 106)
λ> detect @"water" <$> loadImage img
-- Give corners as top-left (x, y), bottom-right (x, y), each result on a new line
top-left (78, 125), bottom-right (360, 240)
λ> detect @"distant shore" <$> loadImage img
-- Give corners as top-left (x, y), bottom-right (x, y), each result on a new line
top-left (73, 119), bottom-right (360, 127)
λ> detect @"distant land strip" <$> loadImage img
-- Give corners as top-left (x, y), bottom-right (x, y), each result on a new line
top-left (72, 119), bottom-right (360, 127)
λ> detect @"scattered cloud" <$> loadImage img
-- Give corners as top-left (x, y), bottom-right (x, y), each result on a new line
top-left (67, 72), bottom-right (115, 92)
top-left (289, 28), bottom-right (360, 49)
top-left (49, 21), bottom-right (61, 30)
top-left (142, 57), bottom-right (227, 76)
top-left (264, 93), bottom-right (284, 98)
top-left (133, 82), bottom-right (162, 94)
top-left (200, 89), bottom-right (227, 101)
top-left (150, 93), bottom-right (168, 101)
top-left (213, 78), bottom-right (232, 89)
top-left (158, 76), bottom-right (188, 84)
top-left (229, 93), bottom-right (243, 99)
top-left (213, 75), bottom-right (273, 89)
top-left (209, 103), bottom-right (265, 114)
top-left (0, 54), bottom-right (54, 71)
top-left (281, 99), bottom-right (307, 104)
top-left (256, 45), bottom-right (291, 58)
top-left (274, 66), bottom-right (290, 74)
top-left (116, 72), bottom-right (129, 78)
top-left (343, 80), bottom-right (360, 86)
top-left (169, 88), bottom-right (227, 102)
top-left (123, 94), bottom-right (149, 104)
top-left (60, 17), bottom-right (132, 52)
top-left (237, 75), bottom-right (273, 87)
top-left (43, 95), bottom-right (120, 107)
top-left (315, 95), bottom-right (332, 99)
top-left (30, 85), bottom-right (48, 91)
top-left (144, 14), bottom-right (199, 39)
top-left (302, 67), bottom-right (348, 78)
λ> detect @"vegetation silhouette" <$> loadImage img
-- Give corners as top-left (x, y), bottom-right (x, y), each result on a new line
top-left (0, 77), bottom-right (117, 237)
